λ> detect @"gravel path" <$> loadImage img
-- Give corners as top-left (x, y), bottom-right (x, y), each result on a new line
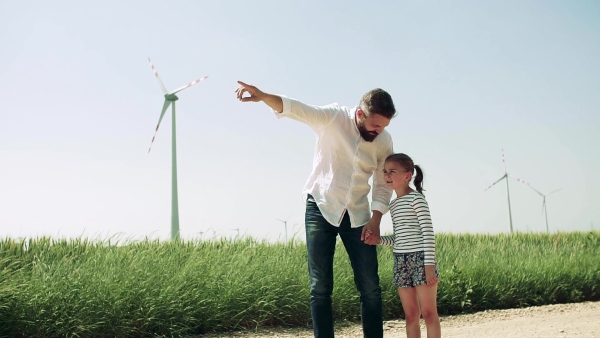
top-left (198, 301), bottom-right (599, 337)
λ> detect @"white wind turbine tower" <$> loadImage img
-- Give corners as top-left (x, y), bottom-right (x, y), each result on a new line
top-left (147, 58), bottom-right (208, 241)
top-left (276, 213), bottom-right (292, 242)
top-left (510, 177), bottom-right (561, 233)
top-left (484, 149), bottom-right (515, 233)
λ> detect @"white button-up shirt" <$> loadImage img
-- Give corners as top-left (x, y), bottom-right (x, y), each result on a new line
top-left (275, 96), bottom-right (394, 228)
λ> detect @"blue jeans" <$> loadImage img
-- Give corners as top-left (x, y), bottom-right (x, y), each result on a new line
top-left (305, 195), bottom-right (383, 338)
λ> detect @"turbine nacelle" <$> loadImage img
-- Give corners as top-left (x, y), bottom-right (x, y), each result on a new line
top-left (165, 94), bottom-right (179, 101)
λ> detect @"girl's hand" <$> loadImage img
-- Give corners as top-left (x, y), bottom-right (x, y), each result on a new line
top-left (361, 211), bottom-right (382, 245)
top-left (425, 265), bottom-right (438, 286)
top-left (364, 229), bottom-right (372, 241)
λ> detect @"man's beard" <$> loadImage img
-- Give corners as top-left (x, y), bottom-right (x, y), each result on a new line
top-left (357, 120), bottom-right (379, 142)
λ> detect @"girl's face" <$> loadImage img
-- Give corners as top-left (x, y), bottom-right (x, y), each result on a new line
top-left (383, 160), bottom-right (412, 191)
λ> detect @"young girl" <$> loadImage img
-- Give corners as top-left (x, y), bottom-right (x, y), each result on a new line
top-left (367, 153), bottom-right (440, 338)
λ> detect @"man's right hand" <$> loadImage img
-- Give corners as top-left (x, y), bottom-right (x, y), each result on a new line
top-left (235, 80), bottom-right (284, 113)
top-left (235, 81), bottom-right (264, 102)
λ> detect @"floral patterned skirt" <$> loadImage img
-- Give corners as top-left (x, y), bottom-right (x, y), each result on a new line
top-left (392, 251), bottom-right (439, 288)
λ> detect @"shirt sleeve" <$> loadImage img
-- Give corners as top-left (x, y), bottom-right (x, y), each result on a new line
top-left (412, 194), bottom-right (436, 265)
top-left (379, 235), bottom-right (395, 246)
top-left (370, 137), bottom-right (394, 214)
top-left (274, 96), bottom-right (340, 131)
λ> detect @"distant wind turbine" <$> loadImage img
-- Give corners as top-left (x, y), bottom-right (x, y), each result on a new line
top-left (484, 149), bottom-right (515, 233)
top-left (510, 177), bottom-right (560, 233)
top-left (276, 214), bottom-right (292, 242)
top-left (147, 58), bottom-right (208, 241)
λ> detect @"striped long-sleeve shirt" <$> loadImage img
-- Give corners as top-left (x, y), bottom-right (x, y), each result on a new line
top-left (379, 191), bottom-right (436, 265)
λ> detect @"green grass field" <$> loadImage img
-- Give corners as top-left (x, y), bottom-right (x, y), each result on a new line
top-left (1, 231), bottom-right (598, 337)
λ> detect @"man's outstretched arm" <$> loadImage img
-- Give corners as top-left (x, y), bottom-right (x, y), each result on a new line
top-left (235, 80), bottom-right (283, 113)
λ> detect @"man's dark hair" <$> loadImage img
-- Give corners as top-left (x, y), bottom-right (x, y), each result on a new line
top-left (359, 88), bottom-right (396, 119)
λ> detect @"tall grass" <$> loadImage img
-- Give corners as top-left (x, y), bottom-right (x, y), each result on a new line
top-left (1, 232), bottom-right (598, 337)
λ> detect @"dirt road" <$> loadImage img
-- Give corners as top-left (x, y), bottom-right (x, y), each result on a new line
top-left (199, 301), bottom-right (599, 337)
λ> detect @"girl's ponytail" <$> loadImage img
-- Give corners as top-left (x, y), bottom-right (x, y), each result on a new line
top-left (414, 165), bottom-right (425, 195)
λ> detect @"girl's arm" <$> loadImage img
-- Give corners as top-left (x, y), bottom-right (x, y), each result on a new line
top-left (379, 235), bottom-right (395, 246)
top-left (413, 194), bottom-right (436, 265)
top-left (364, 229), bottom-right (394, 246)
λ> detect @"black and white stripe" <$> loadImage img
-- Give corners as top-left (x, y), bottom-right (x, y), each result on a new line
top-left (379, 191), bottom-right (436, 265)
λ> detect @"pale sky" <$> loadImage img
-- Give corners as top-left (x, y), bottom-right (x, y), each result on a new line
top-left (1, 0), bottom-right (599, 241)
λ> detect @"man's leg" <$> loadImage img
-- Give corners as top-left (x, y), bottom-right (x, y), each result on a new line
top-left (339, 218), bottom-right (383, 338)
top-left (305, 195), bottom-right (338, 338)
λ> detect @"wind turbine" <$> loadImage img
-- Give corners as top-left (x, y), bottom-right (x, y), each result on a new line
top-left (484, 149), bottom-right (514, 233)
top-left (510, 177), bottom-right (560, 233)
top-left (276, 215), bottom-right (291, 242)
top-left (147, 58), bottom-right (208, 241)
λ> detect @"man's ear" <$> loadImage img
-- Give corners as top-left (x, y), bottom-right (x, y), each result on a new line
top-left (357, 109), bottom-right (364, 119)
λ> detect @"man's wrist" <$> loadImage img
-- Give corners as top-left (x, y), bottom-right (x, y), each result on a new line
top-left (370, 211), bottom-right (383, 223)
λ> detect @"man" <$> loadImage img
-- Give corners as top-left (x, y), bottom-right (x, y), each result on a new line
top-left (235, 80), bottom-right (396, 338)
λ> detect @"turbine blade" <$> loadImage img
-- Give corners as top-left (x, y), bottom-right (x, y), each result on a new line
top-left (502, 149), bottom-right (507, 174)
top-left (484, 175), bottom-right (506, 192)
top-left (547, 188), bottom-right (562, 196)
top-left (148, 58), bottom-right (168, 94)
top-left (170, 76), bottom-right (208, 95)
top-left (509, 176), bottom-right (544, 196)
top-left (148, 100), bottom-right (172, 153)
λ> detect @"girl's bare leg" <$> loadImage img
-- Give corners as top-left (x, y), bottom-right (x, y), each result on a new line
top-left (415, 284), bottom-right (440, 338)
top-left (398, 287), bottom-right (421, 338)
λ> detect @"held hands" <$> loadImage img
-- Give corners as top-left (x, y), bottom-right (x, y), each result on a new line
top-left (235, 81), bottom-right (264, 102)
top-left (361, 221), bottom-right (380, 245)
top-left (362, 211), bottom-right (383, 245)
top-left (425, 265), bottom-right (439, 286)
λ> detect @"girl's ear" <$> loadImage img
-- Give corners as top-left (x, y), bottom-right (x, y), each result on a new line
top-left (405, 172), bottom-right (413, 182)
